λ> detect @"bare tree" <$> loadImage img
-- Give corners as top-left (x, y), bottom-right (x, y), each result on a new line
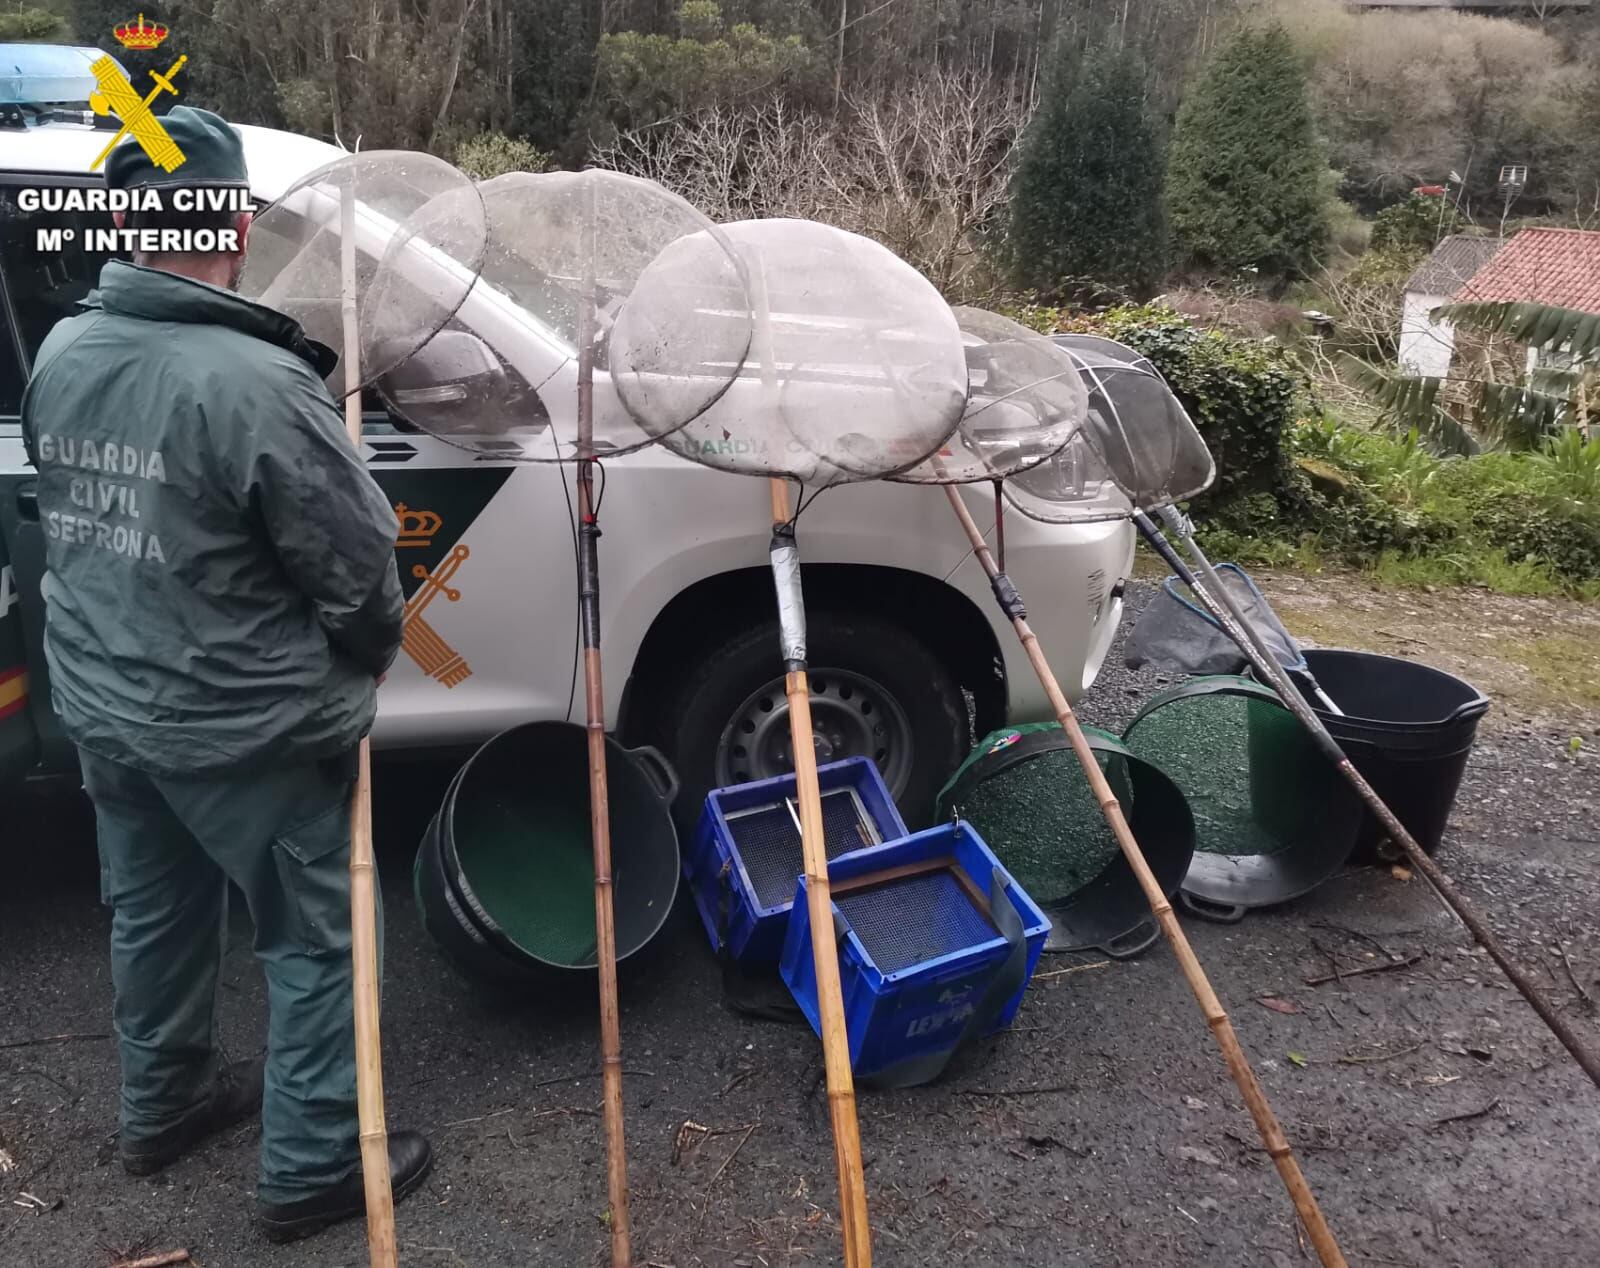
top-left (592, 67), bottom-right (1030, 299)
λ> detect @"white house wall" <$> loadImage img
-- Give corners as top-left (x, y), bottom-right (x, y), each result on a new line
top-left (1399, 290), bottom-right (1455, 379)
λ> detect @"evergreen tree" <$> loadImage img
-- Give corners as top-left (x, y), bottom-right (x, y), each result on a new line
top-left (1164, 25), bottom-right (1328, 283)
top-left (1007, 43), bottom-right (1166, 299)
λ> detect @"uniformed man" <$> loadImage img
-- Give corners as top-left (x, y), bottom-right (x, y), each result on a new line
top-left (20, 107), bottom-right (433, 1242)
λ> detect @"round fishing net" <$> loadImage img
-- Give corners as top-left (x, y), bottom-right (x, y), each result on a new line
top-left (654, 218), bottom-right (968, 486)
top-left (890, 307), bottom-right (1089, 485)
top-left (374, 169), bottom-right (754, 461)
top-left (1003, 426), bottom-right (1132, 524)
top-left (237, 151), bottom-right (487, 394)
top-left (1049, 333), bottom-right (1216, 512)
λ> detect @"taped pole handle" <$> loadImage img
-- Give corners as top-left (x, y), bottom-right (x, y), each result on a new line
top-left (340, 172), bottom-right (398, 1268)
top-left (769, 477), bottom-right (874, 1268)
top-left (576, 183), bottom-right (633, 1268)
top-left (944, 485), bottom-right (1348, 1268)
top-left (1138, 509), bottom-right (1600, 1092)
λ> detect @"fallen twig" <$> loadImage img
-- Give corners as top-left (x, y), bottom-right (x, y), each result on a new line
top-left (692, 1123), bottom-right (759, 1237)
top-left (960, 1084), bottom-right (1077, 1098)
top-left (107, 1251), bottom-right (190, 1268)
top-left (1336, 1043), bottom-right (1423, 1065)
top-left (1034, 960), bottom-right (1110, 981)
top-left (0, 1032), bottom-right (109, 1051)
top-left (1309, 937), bottom-right (1344, 984)
top-left (710, 1127), bottom-right (758, 1191)
top-left (1430, 1099), bottom-right (1500, 1128)
top-left (1311, 922), bottom-right (1401, 963)
top-left (439, 1107), bottom-right (515, 1129)
top-left (526, 1068), bottom-right (655, 1091)
top-left (1373, 630), bottom-right (1427, 648)
top-left (1556, 940), bottom-right (1594, 1010)
top-left (1304, 952), bottom-right (1424, 987)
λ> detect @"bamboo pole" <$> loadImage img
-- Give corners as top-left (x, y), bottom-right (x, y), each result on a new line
top-left (340, 173), bottom-right (397, 1268)
top-left (1138, 511), bottom-right (1600, 1091)
top-left (576, 180), bottom-right (632, 1266)
top-left (769, 478), bottom-right (873, 1267)
top-left (943, 485), bottom-right (1347, 1268)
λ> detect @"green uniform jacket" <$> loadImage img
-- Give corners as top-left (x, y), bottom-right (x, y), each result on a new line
top-left (20, 260), bottom-right (403, 777)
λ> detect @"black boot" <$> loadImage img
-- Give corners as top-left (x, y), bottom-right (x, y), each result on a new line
top-left (256, 1131), bottom-right (433, 1244)
top-left (121, 1057), bottom-right (265, 1177)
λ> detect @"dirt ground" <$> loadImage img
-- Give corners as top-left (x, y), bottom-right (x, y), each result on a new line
top-left (2, 574), bottom-right (1597, 1268)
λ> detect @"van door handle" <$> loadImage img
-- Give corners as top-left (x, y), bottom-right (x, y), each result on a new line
top-left (16, 481), bottom-right (38, 521)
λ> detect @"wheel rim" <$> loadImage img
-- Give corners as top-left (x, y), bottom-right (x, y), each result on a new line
top-left (714, 667), bottom-right (916, 797)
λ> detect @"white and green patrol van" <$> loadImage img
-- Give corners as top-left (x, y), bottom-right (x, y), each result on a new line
top-left (0, 44), bottom-right (1133, 826)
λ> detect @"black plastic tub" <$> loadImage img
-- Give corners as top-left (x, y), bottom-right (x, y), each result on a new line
top-left (412, 721), bottom-right (681, 988)
top-left (1275, 649), bottom-right (1489, 858)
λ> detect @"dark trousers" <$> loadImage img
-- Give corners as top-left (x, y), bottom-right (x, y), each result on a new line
top-left (79, 748), bottom-right (379, 1203)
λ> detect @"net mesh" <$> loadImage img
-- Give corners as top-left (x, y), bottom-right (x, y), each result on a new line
top-left (836, 869), bottom-right (997, 974)
top-left (952, 748), bottom-right (1125, 903)
top-left (1004, 428), bottom-right (1132, 524)
top-left (237, 151), bottom-right (487, 395)
top-left (657, 218), bottom-right (968, 486)
top-left (1127, 564), bottom-right (1306, 676)
top-left (728, 788), bottom-right (880, 910)
top-left (457, 795), bottom-right (601, 966)
top-left (1049, 333), bottom-right (1216, 512)
top-left (1123, 687), bottom-right (1343, 859)
top-left (890, 307), bottom-right (1089, 485)
top-left (376, 169), bottom-right (754, 460)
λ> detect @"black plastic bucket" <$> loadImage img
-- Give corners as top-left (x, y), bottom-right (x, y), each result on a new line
top-left (412, 721), bottom-right (681, 987)
top-left (1273, 649), bottom-right (1489, 858)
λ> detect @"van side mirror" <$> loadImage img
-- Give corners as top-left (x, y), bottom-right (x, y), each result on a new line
top-left (377, 329), bottom-right (545, 436)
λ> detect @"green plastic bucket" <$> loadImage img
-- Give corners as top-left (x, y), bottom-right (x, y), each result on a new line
top-left (1123, 677), bottom-right (1362, 921)
top-left (935, 723), bottom-right (1195, 958)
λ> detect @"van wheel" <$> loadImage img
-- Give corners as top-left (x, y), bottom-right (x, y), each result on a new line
top-left (655, 612), bottom-right (968, 832)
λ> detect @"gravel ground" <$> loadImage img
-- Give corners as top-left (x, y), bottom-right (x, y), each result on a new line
top-left (2, 579), bottom-right (1598, 1268)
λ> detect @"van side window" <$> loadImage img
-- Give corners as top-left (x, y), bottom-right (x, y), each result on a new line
top-left (0, 283), bottom-right (24, 417)
top-left (0, 183), bottom-right (124, 369)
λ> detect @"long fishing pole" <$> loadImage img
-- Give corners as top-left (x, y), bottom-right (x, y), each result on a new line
top-left (944, 484), bottom-right (1348, 1268)
top-left (768, 477), bottom-right (874, 1267)
top-left (341, 169), bottom-right (398, 1268)
top-left (576, 180), bottom-right (633, 1266)
top-left (1136, 508), bottom-right (1600, 1091)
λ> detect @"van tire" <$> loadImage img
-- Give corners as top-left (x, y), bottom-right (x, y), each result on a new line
top-left (652, 611), bottom-right (968, 834)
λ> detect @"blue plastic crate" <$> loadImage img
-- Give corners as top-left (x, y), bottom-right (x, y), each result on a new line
top-left (686, 756), bottom-right (909, 967)
top-left (779, 820), bottom-right (1051, 1082)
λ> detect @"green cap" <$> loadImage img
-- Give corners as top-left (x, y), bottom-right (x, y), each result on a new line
top-left (104, 105), bottom-right (249, 191)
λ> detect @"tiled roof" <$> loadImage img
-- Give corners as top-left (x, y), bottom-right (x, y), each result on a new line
top-left (1404, 235), bottom-right (1503, 297)
top-left (1451, 227), bottom-right (1600, 313)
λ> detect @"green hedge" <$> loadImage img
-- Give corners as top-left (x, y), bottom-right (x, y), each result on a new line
top-left (1000, 301), bottom-right (1600, 595)
top-left (1006, 302), bottom-right (1301, 512)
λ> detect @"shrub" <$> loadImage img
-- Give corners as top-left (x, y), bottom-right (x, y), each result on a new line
top-left (1369, 193), bottom-right (1465, 256)
top-left (1164, 25), bottom-right (1328, 283)
top-left (1062, 304), bottom-right (1302, 508)
top-left (1007, 44), bottom-right (1166, 299)
top-left (1001, 304), bottom-right (1600, 594)
top-left (455, 132), bottom-right (552, 181)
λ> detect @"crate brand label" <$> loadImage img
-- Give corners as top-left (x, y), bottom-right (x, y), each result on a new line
top-left (904, 986), bottom-right (976, 1039)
